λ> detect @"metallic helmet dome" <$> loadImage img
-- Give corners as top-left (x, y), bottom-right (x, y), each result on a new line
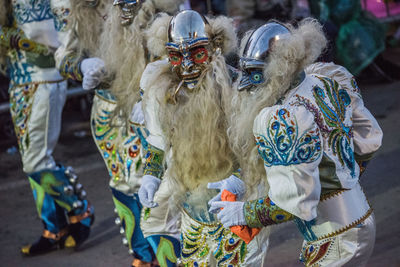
top-left (168, 10), bottom-right (209, 45)
top-left (240, 22), bottom-right (290, 70)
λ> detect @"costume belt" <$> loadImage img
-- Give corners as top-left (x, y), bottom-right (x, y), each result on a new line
top-left (311, 183), bottom-right (372, 241)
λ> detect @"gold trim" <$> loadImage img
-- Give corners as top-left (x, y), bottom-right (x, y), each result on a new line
top-left (320, 189), bottom-right (348, 202)
top-left (42, 227), bottom-right (69, 241)
top-left (69, 204), bottom-right (93, 224)
top-left (94, 90), bottom-right (117, 104)
top-left (181, 206), bottom-right (219, 227)
top-left (11, 79), bottom-right (65, 89)
top-left (310, 207), bottom-right (373, 243)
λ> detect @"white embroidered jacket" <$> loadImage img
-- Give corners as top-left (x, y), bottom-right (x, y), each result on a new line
top-left (253, 62), bottom-right (382, 221)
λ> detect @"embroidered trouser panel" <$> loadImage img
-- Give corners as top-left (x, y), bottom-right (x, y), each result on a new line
top-left (9, 80), bottom-right (67, 173)
top-left (91, 92), bottom-right (145, 195)
top-left (300, 212), bottom-right (376, 267)
top-left (180, 211), bottom-right (269, 267)
top-left (146, 235), bottom-right (181, 267)
top-left (29, 166), bottom-right (93, 232)
top-left (111, 188), bottom-right (153, 263)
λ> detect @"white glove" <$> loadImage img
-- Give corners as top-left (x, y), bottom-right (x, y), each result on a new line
top-left (209, 201), bottom-right (246, 228)
top-left (80, 57), bottom-right (106, 90)
top-left (207, 175), bottom-right (246, 212)
top-left (138, 175), bottom-right (161, 208)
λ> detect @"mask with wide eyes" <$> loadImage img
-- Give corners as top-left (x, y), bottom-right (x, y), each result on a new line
top-left (113, 0), bottom-right (143, 26)
top-left (238, 68), bottom-right (265, 91)
top-left (167, 44), bottom-right (210, 90)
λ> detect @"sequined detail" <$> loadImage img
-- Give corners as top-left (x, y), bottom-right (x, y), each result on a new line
top-left (255, 108), bottom-right (322, 167)
top-left (300, 238), bottom-right (336, 267)
top-left (181, 222), bottom-right (247, 266)
top-left (51, 6), bottom-right (70, 31)
top-left (59, 52), bottom-right (83, 81)
top-left (0, 26), bottom-right (51, 55)
top-left (350, 77), bottom-right (362, 98)
top-left (312, 76), bottom-right (356, 177)
top-left (244, 197), bottom-right (294, 228)
top-left (92, 101), bottom-right (146, 185)
top-left (143, 144), bottom-right (165, 179)
top-left (12, 0), bottom-right (53, 24)
top-left (9, 82), bottom-right (38, 153)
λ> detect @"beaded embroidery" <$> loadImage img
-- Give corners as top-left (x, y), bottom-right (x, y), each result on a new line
top-left (92, 102), bottom-right (146, 184)
top-left (59, 52), bottom-right (83, 81)
top-left (244, 197), bottom-right (294, 228)
top-left (255, 108), bottom-right (322, 167)
top-left (181, 222), bottom-right (247, 266)
top-left (51, 6), bottom-right (70, 32)
top-left (143, 144), bottom-right (165, 179)
top-left (9, 82), bottom-right (37, 153)
top-left (12, 0), bottom-right (53, 25)
top-left (312, 76), bottom-right (356, 177)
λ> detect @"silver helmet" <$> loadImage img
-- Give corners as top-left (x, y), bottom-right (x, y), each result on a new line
top-left (166, 10), bottom-right (210, 90)
top-left (238, 22), bottom-right (290, 91)
top-left (113, 0), bottom-right (145, 26)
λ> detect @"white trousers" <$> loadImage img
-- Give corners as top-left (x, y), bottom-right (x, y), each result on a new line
top-left (300, 212), bottom-right (376, 266)
top-left (9, 80), bottom-right (67, 173)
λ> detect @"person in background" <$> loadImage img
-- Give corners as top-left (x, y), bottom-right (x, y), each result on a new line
top-left (0, 0), bottom-right (94, 256)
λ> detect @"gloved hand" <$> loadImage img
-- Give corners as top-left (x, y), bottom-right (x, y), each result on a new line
top-left (138, 175), bottom-right (161, 208)
top-left (80, 57), bottom-right (106, 90)
top-left (207, 175), bottom-right (246, 212)
top-left (209, 201), bottom-right (246, 228)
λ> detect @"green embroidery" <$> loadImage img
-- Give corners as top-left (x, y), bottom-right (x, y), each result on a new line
top-left (244, 197), bottom-right (294, 228)
top-left (156, 237), bottom-right (178, 266)
top-left (113, 196), bottom-right (135, 251)
top-left (28, 177), bottom-right (45, 217)
top-left (40, 172), bottom-right (72, 211)
top-left (143, 144), bottom-right (165, 179)
top-left (59, 52), bottom-right (83, 81)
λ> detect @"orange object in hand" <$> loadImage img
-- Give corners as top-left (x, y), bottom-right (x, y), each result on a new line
top-left (220, 189), bottom-right (261, 244)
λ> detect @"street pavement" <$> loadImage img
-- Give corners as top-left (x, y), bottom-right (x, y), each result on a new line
top-left (0, 80), bottom-right (399, 267)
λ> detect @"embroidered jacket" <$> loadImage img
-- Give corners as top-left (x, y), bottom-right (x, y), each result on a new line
top-left (245, 63), bottom-right (382, 227)
top-left (1, 0), bottom-right (64, 86)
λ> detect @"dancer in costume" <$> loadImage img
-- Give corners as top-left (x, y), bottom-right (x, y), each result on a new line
top-left (54, 0), bottom-right (183, 265)
top-left (0, 0), bottom-right (94, 256)
top-left (210, 20), bottom-right (383, 266)
top-left (139, 10), bottom-right (269, 266)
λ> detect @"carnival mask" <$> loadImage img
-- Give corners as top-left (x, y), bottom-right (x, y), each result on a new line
top-left (113, 0), bottom-right (144, 26)
top-left (166, 10), bottom-right (211, 90)
top-left (238, 22), bottom-right (290, 91)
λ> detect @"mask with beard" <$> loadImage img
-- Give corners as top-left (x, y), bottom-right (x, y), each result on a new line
top-left (113, 0), bottom-right (144, 26)
top-left (166, 10), bottom-right (211, 101)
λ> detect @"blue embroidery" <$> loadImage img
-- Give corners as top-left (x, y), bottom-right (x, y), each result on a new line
top-left (7, 51), bottom-right (33, 85)
top-left (313, 76), bottom-right (356, 177)
top-left (13, 0), bottom-right (53, 25)
top-left (255, 108), bottom-right (322, 167)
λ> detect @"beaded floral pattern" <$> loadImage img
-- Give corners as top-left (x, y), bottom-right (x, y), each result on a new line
top-left (244, 197), bottom-right (293, 228)
top-left (181, 222), bottom-right (247, 266)
top-left (255, 108), bottom-right (322, 167)
top-left (143, 144), bottom-right (165, 179)
top-left (9, 83), bottom-right (39, 154)
top-left (59, 52), bottom-right (83, 81)
top-left (312, 76), bottom-right (355, 177)
top-left (51, 6), bottom-right (70, 32)
top-left (92, 102), bottom-right (146, 185)
top-left (300, 238), bottom-right (336, 267)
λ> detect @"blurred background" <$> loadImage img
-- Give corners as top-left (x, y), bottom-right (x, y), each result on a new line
top-left (0, 0), bottom-right (399, 266)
